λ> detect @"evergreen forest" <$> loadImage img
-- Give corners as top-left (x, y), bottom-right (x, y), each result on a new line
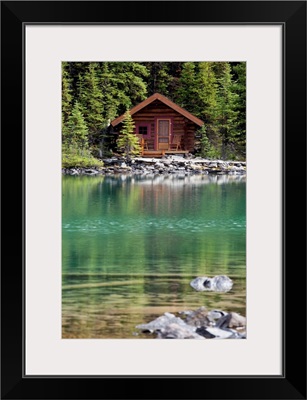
top-left (62, 62), bottom-right (246, 167)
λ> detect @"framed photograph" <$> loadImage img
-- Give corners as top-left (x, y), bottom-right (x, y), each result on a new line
top-left (1, 1), bottom-right (306, 399)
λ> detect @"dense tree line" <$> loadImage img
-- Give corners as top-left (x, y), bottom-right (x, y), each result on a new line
top-left (62, 61), bottom-right (246, 164)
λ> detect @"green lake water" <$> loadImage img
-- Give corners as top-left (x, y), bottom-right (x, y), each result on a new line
top-left (62, 173), bottom-right (246, 339)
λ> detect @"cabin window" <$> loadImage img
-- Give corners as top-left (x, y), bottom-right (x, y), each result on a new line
top-left (138, 126), bottom-right (148, 135)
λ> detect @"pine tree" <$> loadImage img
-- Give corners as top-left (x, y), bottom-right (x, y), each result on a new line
top-left (106, 62), bottom-right (148, 112)
top-left (63, 101), bottom-right (89, 149)
top-left (62, 62), bottom-right (73, 124)
top-left (77, 63), bottom-right (104, 144)
top-left (116, 111), bottom-right (141, 158)
top-left (196, 125), bottom-right (218, 159)
top-left (97, 62), bottom-right (120, 123)
top-left (195, 62), bottom-right (220, 154)
top-left (174, 62), bottom-right (218, 120)
top-left (174, 62), bottom-right (200, 113)
top-left (215, 63), bottom-right (239, 159)
top-left (197, 62), bottom-right (217, 122)
top-left (231, 62), bottom-right (246, 158)
top-left (143, 62), bottom-right (174, 97)
top-left (67, 62), bottom-right (88, 101)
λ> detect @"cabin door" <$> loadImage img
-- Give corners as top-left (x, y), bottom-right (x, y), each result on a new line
top-left (156, 119), bottom-right (171, 150)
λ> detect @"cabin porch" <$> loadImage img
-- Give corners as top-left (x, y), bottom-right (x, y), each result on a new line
top-left (141, 149), bottom-right (189, 158)
top-left (139, 137), bottom-right (189, 158)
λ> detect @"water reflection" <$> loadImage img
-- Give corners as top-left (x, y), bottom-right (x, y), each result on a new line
top-left (104, 173), bottom-right (246, 185)
top-left (62, 174), bottom-right (246, 338)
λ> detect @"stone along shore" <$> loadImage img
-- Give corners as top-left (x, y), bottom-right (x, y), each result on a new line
top-left (62, 156), bottom-right (246, 176)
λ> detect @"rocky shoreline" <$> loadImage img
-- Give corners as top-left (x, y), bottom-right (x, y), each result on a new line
top-left (62, 155), bottom-right (246, 176)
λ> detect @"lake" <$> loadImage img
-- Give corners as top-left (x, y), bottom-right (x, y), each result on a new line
top-left (62, 173), bottom-right (246, 339)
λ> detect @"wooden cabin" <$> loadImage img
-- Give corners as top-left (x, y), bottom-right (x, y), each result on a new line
top-left (110, 93), bottom-right (204, 158)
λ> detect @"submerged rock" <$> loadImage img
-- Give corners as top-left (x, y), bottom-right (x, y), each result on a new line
top-left (156, 323), bottom-right (205, 339)
top-left (228, 312), bottom-right (246, 328)
top-left (136, 312), bottom-right (188, 333)
top-left (195, 326), bottom-right (216, 339)
top-left (179, 306), bottom-right (210, 327)
top-left (199, 326), bottom-right (244, 339)
top-left (135, 306), bottom-right (246, 339)
top-left (206, 313), bottom-right (246, 338)
top-left (190, 275), bottom-right (233, 292)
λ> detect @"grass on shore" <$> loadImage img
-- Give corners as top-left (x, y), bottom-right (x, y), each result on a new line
top-left (62, 146), bottom-right (103, 169)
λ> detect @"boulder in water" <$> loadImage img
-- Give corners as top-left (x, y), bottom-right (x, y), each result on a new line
top-left (190, 275), bottom-right (233, 292)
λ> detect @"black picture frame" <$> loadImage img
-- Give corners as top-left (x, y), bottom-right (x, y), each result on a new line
top-left (1, 1), bottom-right (306, 399)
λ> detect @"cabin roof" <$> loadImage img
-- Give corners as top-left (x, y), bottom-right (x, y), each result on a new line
top-left (110, 93), bottom-right (204, 127)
